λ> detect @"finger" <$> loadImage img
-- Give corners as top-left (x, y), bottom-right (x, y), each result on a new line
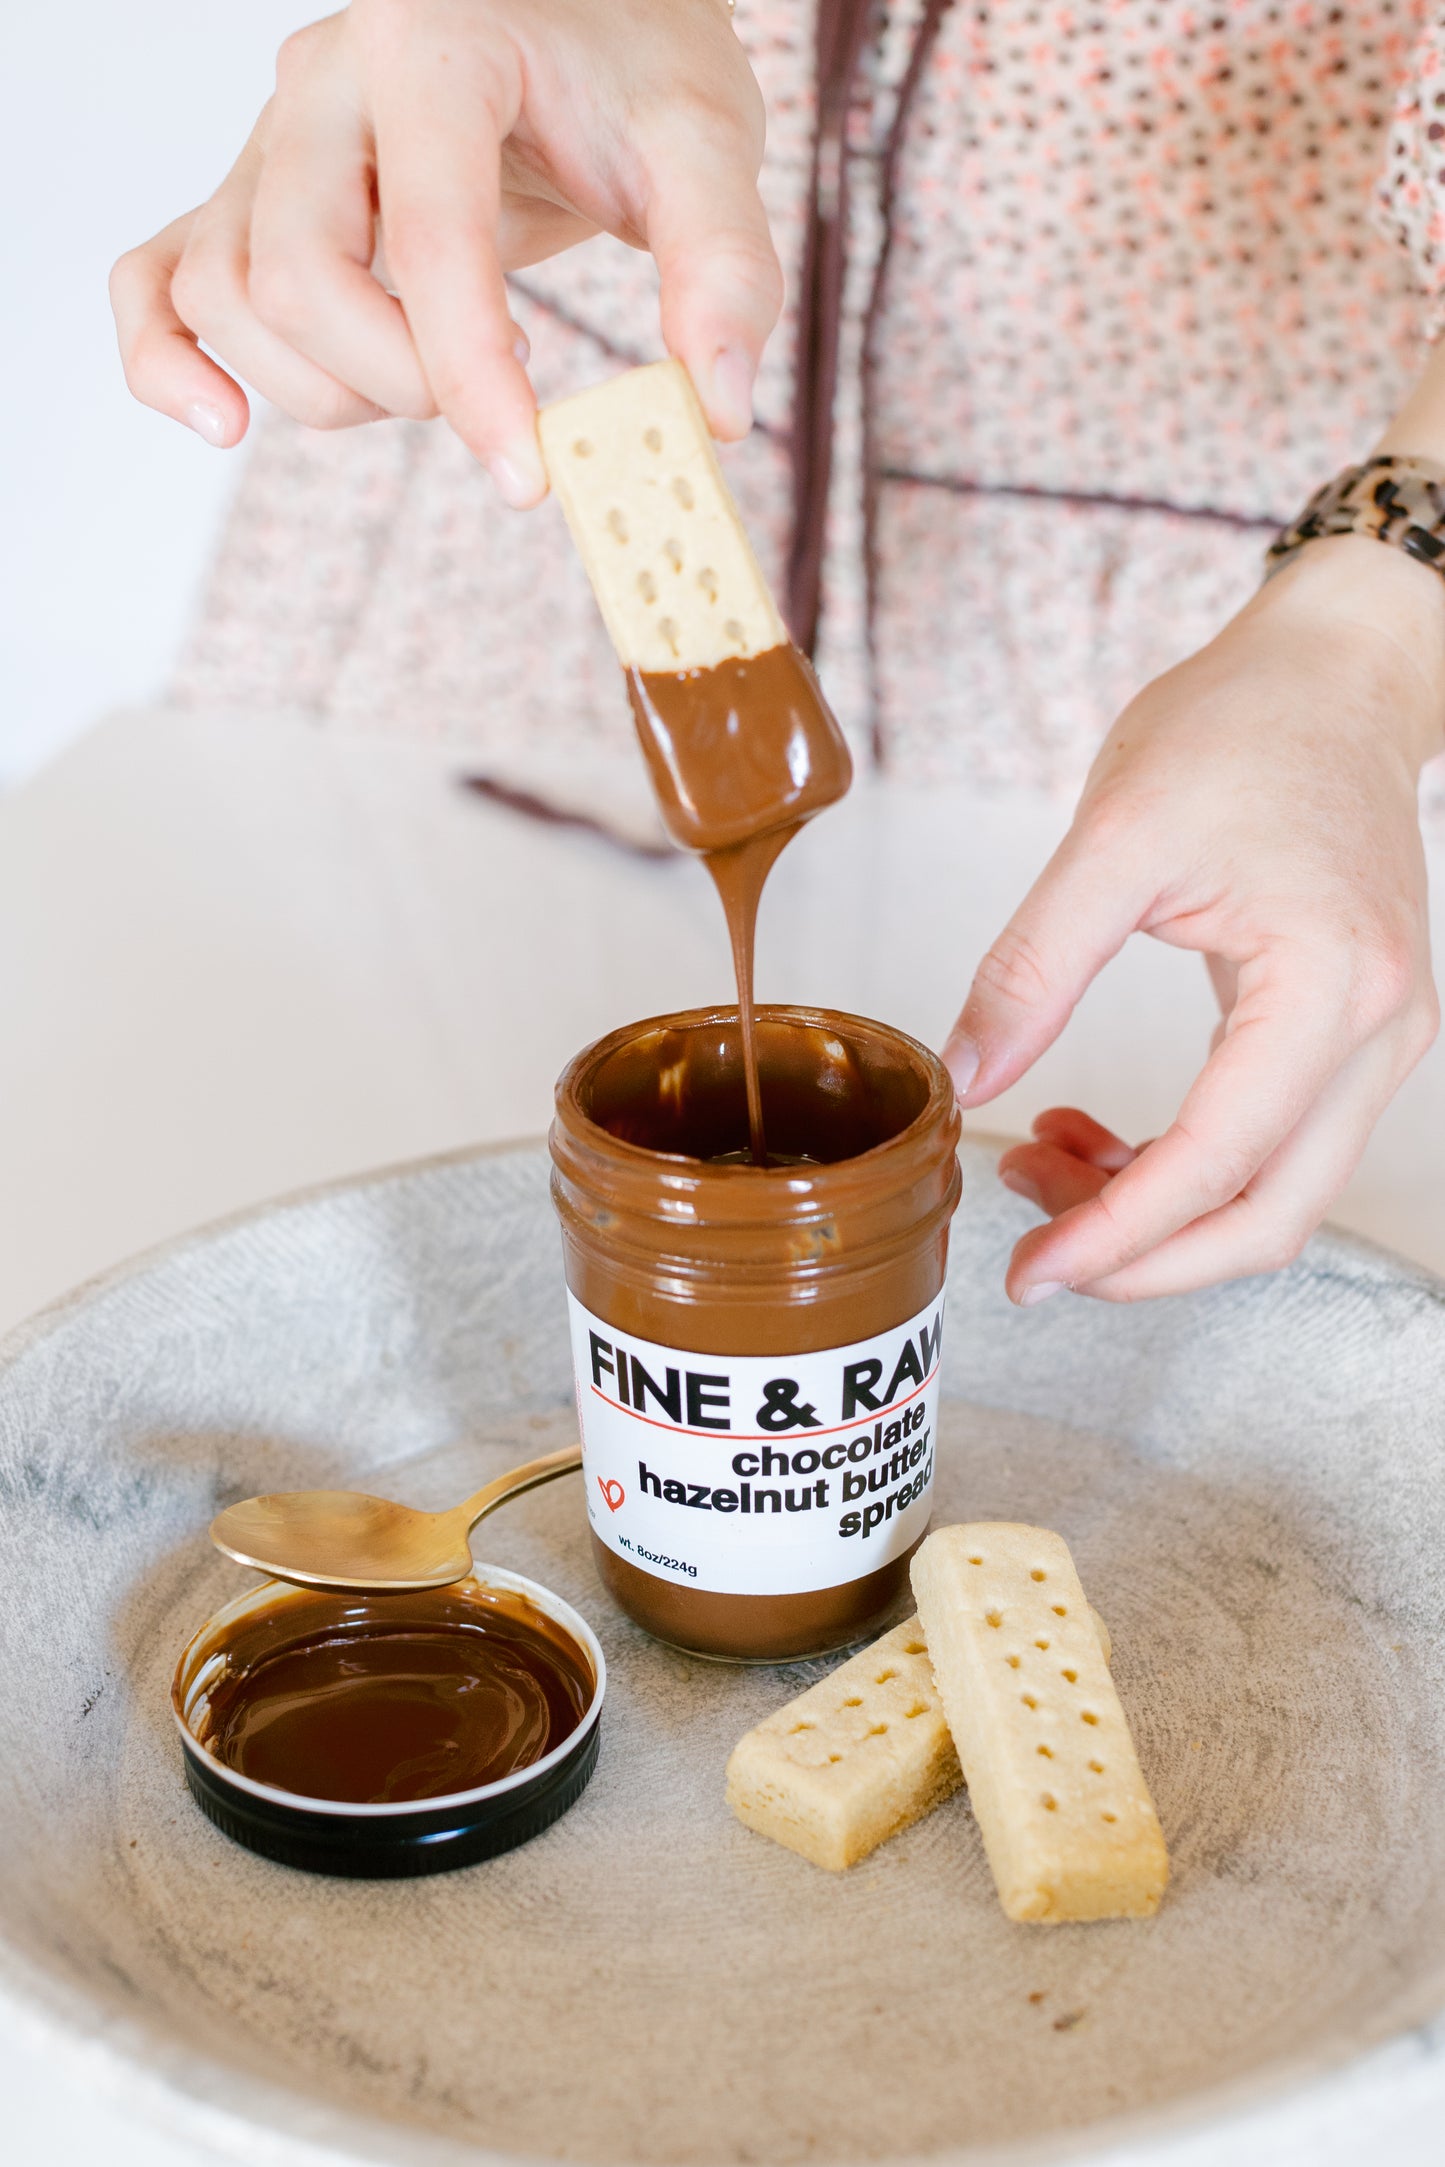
top-left (172, 119), bottom-right (383, 432)
top-left (998, 1141), bottom-right (1112, 1218)
top-left (109, 213), bottom-right (250, 446)
top-left (495, 191), bottom-right (598, 271)
top-left (1205, 952), bottom-right (1238, 1017)
top-left (1205, 953), bottom-right (1237, 1053)
top-left (1067, 1012), bottom-right (1431, 1301)
top-left (644, 117), bottom-right (784, 440)
top-left (248, 33), bottom-right (437, 419)
top-left (943, 829), bottom-right (1151, 1105)
top-left (373, 46), bottom-right (545, 504)
top-left (1002, 940), bottom-right (1377, 1301)
top-left (1028, 1107), bottom-right (1140, 1173)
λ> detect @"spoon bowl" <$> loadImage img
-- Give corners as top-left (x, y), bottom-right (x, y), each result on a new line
top-left (210, 1445), bottom-right (583, 1592)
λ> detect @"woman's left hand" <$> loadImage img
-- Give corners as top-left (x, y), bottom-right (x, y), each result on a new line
top-left (943, 534), bottom-right (1445, 1303)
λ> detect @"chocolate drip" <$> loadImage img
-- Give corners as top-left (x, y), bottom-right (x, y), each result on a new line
top-left (625, 643), bottom-right (852, 857)
top-left (626, 644), bottom-right (852, 1161)
top-left (702, 826), bottom-right (797, 1162)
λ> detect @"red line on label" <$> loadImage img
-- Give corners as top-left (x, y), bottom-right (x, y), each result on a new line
top-left (585, 1367), bottom-right (940, 1441)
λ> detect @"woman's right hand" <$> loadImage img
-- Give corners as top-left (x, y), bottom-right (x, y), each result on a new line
top-left (108, 0), bottom-right (781, 504)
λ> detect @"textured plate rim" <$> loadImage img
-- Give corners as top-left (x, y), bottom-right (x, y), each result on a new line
top-left (3, 1132), bottom-right (1445, 2167)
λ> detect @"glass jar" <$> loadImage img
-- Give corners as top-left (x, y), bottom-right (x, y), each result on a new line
top-left (550, 1005), bottom-right (961, 1661)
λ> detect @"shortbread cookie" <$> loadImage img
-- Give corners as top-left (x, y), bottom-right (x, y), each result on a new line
top-left (912, 1524), bottom-right (1168, 1922)
top-left (538, 359), bottom-right (786, 674)
top-left (726, 1603), bottom-right (1112, 1872)
top-left (726, 1618), bottom-right (957, 1871)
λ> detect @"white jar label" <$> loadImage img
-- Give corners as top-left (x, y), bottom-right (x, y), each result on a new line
top-left (566, 1292), bottom-right (943, 1597)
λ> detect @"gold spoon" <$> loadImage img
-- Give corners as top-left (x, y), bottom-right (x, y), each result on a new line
top-left (209, 1444), bottom-right (583, 1593)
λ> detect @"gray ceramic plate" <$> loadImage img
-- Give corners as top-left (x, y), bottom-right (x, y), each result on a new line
top-left (3, 1138), bottom-right (1445, 2167)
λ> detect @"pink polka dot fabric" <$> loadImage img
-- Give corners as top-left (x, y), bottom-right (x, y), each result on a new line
top-left (175, 1), bottom-right (1445, 811)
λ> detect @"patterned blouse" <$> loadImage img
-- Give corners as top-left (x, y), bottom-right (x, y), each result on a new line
top-left (176, 1), bottom-right (1445, 835)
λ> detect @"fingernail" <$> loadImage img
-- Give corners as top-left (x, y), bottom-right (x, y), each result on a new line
top-left (943, 1033), bottom-right (981, 1100)
top-left (511, 327), bottom-right (531, 366)
top-left (706, 344), bottom-right (756, 438)
top-left (184, 401), bottom-right (229, 447)
top-left (487, 436), bottom-right (547, 509)
top-left (1000, 1169), bottom-right (1042, 1208)
top-left (1017, 1280), bottom-right (1066, 1308)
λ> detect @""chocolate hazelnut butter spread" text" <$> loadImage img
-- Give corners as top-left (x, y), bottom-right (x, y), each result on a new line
top-left (571, 1295), bottom-right (942, 1597)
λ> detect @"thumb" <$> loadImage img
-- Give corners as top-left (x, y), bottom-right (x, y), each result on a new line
top-left (644, 126), bottom-right (784, 440)
top-left (944, 833), bottom-right (1144, 1105)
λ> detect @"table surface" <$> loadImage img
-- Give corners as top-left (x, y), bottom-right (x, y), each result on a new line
top-left (4, 704), bottom-right (1444, 2165)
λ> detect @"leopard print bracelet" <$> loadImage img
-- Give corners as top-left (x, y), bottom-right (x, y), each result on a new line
top-left (1265, 454), bottom-right (1445, 579)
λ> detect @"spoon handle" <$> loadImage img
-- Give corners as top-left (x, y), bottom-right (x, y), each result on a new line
top-left (459, 1444), bottom-right (583, 1531)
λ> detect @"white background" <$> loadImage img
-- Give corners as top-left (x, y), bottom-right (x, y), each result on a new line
top-left (0, 2), bottom-right (312, 786)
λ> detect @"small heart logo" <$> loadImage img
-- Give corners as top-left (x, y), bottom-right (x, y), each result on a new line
top-left (597, 1477), bottom-right (626, 1514)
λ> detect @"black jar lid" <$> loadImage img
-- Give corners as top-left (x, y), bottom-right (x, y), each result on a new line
top-left (171, 1567), bottom-right (606, 1879)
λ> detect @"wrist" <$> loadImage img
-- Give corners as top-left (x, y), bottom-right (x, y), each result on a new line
top-left (1247, 533), bottom-right (1445, 771)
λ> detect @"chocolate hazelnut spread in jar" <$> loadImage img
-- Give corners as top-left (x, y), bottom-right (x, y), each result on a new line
top-left (550, 1005), bottom-right (962, 1661)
